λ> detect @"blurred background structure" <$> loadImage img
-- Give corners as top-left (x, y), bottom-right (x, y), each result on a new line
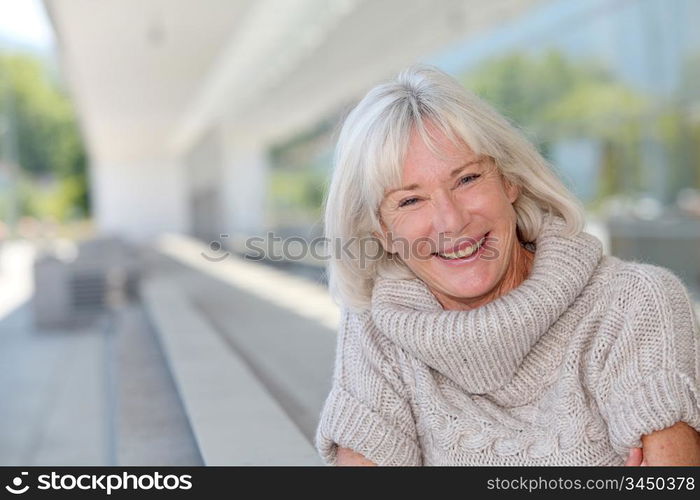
top-left (0, 0), bottom-right (699, 465)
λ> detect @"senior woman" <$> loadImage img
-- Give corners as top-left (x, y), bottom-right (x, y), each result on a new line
top-left (314, 64), bottom-right (700, 466)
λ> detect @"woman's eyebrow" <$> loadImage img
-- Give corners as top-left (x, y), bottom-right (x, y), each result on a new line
top-left (385, 183), bottom-right (420, 196)
top-left (449, 158), bottom-right (483, 178)
top-left (384, 158), bottom-right (484, 196)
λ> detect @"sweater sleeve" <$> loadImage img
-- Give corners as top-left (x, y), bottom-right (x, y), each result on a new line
top-left (593, 265), bottom-right (700, 457)
top-left (314, 307), bottom-right (422, 466)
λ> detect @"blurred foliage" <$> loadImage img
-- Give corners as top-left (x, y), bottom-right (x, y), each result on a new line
top-left (463, 50), bottom-right (700, 209)
top-left (464, 51), bottom-right (648, 136)
top-left (0, 53), bottom-right (88, 223)
top-left (19, 175), bottom-right (87, 221)
top-left (268, 168), bottom-right (326, 225)
top-left (268, 117), bottom-right (336, 228)
top-left (266, 49), bottom-right (700, 226)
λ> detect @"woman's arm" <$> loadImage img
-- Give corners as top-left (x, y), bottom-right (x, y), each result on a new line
top-left (336, 446), bottom-right (378, 466)
top-left (625, 422), bottom-right (700, 466)
top-left (640, 421), bottom-right (700, 465)
top-left (625, 447), bottom-right (646, 466)
top-left (592, 267), bottom-right (700, 467)
top-left (316, 310), bottom-right (423, 466)
top-left (338, 426), bottom-right (700, 466)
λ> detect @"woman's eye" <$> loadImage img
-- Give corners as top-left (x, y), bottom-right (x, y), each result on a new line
top-left (396, 175), bottom-right (479, 208)
top-left (458, 174), bottom-right (480, 186)
top-left (398, 197), bottom-right (418, 208)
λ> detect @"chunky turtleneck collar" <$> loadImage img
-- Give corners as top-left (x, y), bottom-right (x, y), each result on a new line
top-left (370, 213), bottom-right (604, 395)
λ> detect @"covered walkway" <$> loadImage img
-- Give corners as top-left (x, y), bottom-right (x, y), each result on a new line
top-left (0, 239), bottom-right (337, 465)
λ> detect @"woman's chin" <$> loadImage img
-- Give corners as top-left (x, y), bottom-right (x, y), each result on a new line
top-left (443, 284), bottom-right (494, 303)
top-left (429, 257), bottom-right (494, 286)
top-left (425, 273), bottom-right (496, 304)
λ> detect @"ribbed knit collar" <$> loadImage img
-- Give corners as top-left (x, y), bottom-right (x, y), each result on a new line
top-left (370, 213), bottom-right (604, 395)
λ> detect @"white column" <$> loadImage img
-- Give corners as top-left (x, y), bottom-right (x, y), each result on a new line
top-left (219, 127), bottom-right (269, 238)
top-left (90, 157), bottom-right (188, 242)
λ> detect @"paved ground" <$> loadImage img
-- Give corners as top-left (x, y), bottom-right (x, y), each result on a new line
top-left (0, 239), bottom-right (335, 465)
top-left (140, 245), bottom-right (337, 445)
top-left (0, 301), bottom-right (109, 465)
top-left (112, 302), bottom-right (203, 465)
top-left (0, 241), bottom-right (202, 465)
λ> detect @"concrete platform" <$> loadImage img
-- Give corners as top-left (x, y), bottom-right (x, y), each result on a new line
top-left (142, 277), bottom-right (321, 465)
top-left (0, 237), bottom-right (336, 465)
top-left (0, 241), bottom-right (202, 466)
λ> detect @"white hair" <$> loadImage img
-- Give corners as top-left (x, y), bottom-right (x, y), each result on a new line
top-left (323, 64), bottom-right (586, 311)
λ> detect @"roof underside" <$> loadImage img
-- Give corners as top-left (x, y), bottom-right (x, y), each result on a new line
top-left (46, 0), bottom-right (542, 162)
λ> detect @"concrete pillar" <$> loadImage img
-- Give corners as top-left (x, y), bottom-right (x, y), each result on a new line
top-left (184, 130), bottom-right (224, 242)
top-left (90, 158), bottom-right (188, 242)
top-left (219, 127), bottom-right (269, 239)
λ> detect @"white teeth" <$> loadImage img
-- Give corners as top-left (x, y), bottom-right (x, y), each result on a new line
top-left (439, 236), bottom-right (485, 259)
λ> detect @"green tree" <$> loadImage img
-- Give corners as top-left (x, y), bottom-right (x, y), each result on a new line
top-left (462, 50), bottom-right (651, 207)
top-left (0, 53), bottom-right (88, 222)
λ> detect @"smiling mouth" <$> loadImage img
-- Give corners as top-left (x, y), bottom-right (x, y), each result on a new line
top-left (433, 232), bottom-right (489, 260)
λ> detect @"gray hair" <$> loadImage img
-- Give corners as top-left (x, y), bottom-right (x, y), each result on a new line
top-left (323, 64), bottom-right (586, 311)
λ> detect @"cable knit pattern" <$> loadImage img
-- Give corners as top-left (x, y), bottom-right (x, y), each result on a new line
top-left (314, 213), bottom-right (700, 466)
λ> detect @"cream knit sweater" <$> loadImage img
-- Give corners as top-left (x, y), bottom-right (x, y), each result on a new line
top-left (314, 213), bottom-right (700, 465)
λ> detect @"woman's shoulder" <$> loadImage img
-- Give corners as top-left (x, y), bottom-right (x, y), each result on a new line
top-left (606, 255), bottom-right (685, 285)
top-left (589, 256), bottom-right (699, 371)
top-left (595, 255), bottom-right (696, 313)
top-left (338, 305), bottom-right (404, 364)
top-left (340, 305), bottom-right (373, 331)
top-left (588, 259), bottom-right (700, 458)
top-left (334, 304), bottom-right (413, 397)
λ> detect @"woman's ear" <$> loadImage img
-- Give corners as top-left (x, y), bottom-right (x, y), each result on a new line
top-left (372, 215), bottom-right (397, 254)
top-left (372, 229), bottom-right (394, 254)
top-left (503, 176), bottom-right (520, 204)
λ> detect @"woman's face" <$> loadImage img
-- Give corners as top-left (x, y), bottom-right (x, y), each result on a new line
top-left (376, 127), bottom-right (523, 310)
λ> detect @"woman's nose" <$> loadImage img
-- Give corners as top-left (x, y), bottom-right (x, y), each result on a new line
top-left (432, 191), bottom-right (469, 235)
